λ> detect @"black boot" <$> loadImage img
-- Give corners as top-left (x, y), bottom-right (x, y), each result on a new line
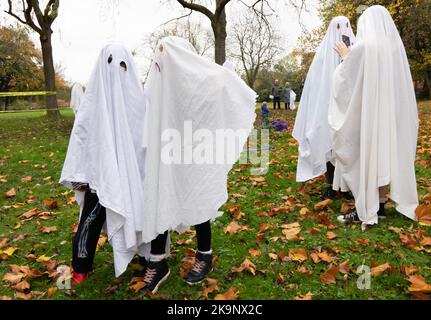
top-left (141, 259), bottom-right (170, 294)
top-left (183, 252), bottom-right (212, 285)
top-left (378, 203), bottom-right (386, 219)
top-left (323, 187), bottom-right (337, 200)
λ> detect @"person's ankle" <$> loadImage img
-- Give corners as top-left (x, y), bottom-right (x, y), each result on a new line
top-left (149, 253), bottom-right (166, 262)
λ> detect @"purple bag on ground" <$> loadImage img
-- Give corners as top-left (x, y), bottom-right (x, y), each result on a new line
top-left (270, 120), bottom-right (288, 131)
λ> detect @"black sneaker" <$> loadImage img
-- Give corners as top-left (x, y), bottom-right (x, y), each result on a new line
top-left (138, 256), bottom-right (148, 268)
top-left (183, 252), bottom-right (212, 285)
top-left (378, 203), bottom-right (386, 219)
top-left (323, 187), bottom-right (337, 200)
top-left (141, 259), bottom-right (170, 294)
top-left (337, 210), bottom-right (361, 225)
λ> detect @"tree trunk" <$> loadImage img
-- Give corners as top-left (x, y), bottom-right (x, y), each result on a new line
top-left (212, 3), bottom-right (227, 65)
top-left (40, 33), bottom-right (59, 117)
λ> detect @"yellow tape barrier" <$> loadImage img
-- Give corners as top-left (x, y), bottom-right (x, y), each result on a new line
top-left (0, 91), bottom-right (57, 97)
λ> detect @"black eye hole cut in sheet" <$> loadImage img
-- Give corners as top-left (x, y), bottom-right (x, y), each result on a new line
top-left (120, 61), bottom-right (127, 71)
top-left (108, 54), bottom-right (113, 64)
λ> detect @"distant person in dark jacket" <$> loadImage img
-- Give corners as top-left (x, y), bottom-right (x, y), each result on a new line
top-left (271, 80), bottom-right (282, 109)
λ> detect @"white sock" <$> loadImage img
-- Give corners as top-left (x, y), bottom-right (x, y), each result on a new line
top-left (149, 253), bottom-right (166, 262)
top-left (198, 249), bottom-right (212, 255)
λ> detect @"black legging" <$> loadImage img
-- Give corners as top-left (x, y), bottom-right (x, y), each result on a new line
top-left (325, 161), bottom-right (335, 185)
top-left (150, 220), bottom-right (212, 255)
top-left (72, 191), bottom-right (106, 273)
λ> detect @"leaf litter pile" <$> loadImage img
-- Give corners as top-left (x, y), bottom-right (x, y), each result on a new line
top-left (0, 104), bottom-right (431, 300)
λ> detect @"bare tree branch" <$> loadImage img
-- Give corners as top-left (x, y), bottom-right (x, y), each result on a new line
top-left (176, 0), bottom-right (214, 20)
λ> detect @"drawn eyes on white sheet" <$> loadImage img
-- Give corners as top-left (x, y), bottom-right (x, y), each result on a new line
top-left (107, 54), bottom-right (127, 71)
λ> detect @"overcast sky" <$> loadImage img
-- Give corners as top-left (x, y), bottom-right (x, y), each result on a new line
top-left (0, 0), bottom-right (321, 84)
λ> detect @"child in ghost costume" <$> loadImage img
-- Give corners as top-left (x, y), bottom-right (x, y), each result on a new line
top-left (138, 36), bottom-right (256, 292)
top-left (70, 82), bottom-right (84, 114)
top-left (60, 44), bottom-right (169, 285)
top-left (292, 16), bottom-right (356, 199)
top-left (329, 5), bottom-right (419, 226)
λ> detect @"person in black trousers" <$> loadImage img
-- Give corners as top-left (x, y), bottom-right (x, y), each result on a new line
top-left (271, 79), bottom-right (282, 109)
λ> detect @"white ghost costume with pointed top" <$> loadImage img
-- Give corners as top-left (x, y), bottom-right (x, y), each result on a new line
top-left (329, 6), bottom-right (419, 225)
top-left (140, 36), bottom-right (257, 239)
top-left (70, 83), bottom-right (84, 114)
top-left (292, 16), bottom-right (356, 182)
top-left (60, 44), bottom-right (159, 276)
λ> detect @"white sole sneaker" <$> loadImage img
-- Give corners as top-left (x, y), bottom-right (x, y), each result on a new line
top-left (151, 269), bottom-right (170, 295)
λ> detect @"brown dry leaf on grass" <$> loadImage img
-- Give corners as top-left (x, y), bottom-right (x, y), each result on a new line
top-left (288, 248), bottom-right (308, 262)
top-left (43, 199), bottom-right (59, 209)
top-left (214, 286), bottom-right (239, 300)
top-left (248, 248), bottom-right (261, 257)
top-left (232, 258), bottom-right (256, 276)
top-left (407, 275), bottom-right (431, 293)
top-left (401, 266), bottom-right (419, 276)
top-left (21, 176), bottom-right (33, 183)
top-left (416, 204), bottom-right (431, 226)
top-left (314, 199), bottom-right (333, 211)
top-left (4, 188), bottom-right (16, 198)
top-left (20, 208), bottom-right (41, 219)
top-left (371, 263), bottom-right (391, 276)
top-left (41, 226), bottom-right (58, 234)
top-left (326, 231), bottom-right (337, 240)
top-left (224, 221), bottom-right (248, 236)
top-left (201, 278), bottom-right (219, 298)
top-left (282, 224), bottom-right (302, 241)
top-left (320, 265), bottom-right (340, 284)
top-left (294, 292), bottom-right (313, 300)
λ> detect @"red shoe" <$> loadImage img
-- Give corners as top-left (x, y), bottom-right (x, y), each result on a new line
top-left (71, 271), bottom-right (88, 285)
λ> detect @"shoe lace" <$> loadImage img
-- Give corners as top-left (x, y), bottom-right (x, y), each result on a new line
top-left (191, 259), bottom-right (206, 273)
top-left (143, 267), bottom-right (157, 284)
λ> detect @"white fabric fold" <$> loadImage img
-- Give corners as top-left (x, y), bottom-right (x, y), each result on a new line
top-left (292, 16), bottom-right (356, 182)
top-left (328, 5), bottom-right (419, 224)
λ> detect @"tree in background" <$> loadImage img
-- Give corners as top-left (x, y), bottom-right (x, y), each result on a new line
top-left (0, 24), bottom-right (43, 110)
top-left (173, 0), bottom-right (306, 65)
top-left (230, 11), bottom-right (281, 90)
top-left (5, 0), bottom-right (61, 116)
top-left (319, 0), bottom-right (431, 99)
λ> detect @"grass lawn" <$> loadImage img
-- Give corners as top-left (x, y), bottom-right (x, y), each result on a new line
top-left (0, 103), bottom-right (430, 300)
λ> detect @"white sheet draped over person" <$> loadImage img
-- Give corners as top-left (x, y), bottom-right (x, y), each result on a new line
top-left (141, 36), bottom-right (257, 240)
top-left (60, 44), bottom-right (152, 277)
top-left (70, 83), bottom-right (84, 114)
top-left (329, 5), bottom-right (419, 225)
top-left (292, 16), bottom-right (356, 183)
top-left (223, 60), bottom-right (237, 73)
top-left (290, 90), bottom-right (297, 111)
